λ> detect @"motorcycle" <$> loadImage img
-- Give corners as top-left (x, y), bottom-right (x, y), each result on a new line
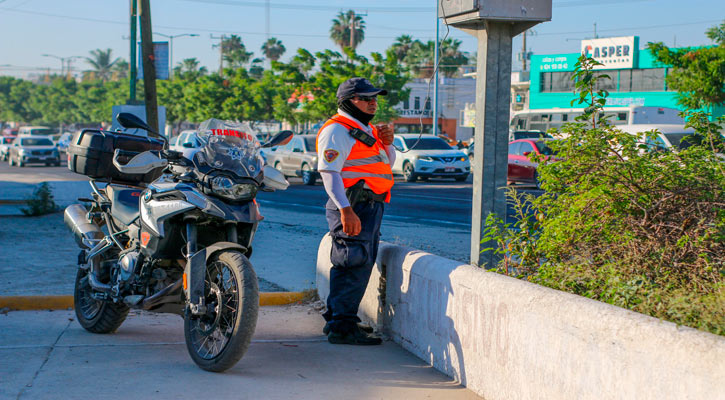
top-left (64, 113), bottom-right (292, 372)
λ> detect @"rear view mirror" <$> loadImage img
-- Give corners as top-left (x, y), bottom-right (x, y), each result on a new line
top-left (116, 113), bottom-right (156, 134)
top-left (523, 151), bottom-right (531, 156)
top-left (261, 165), bottom-right (289, 191)
top-left (182, 142), bottom-right (195, 148)
top-left (262, 130), bottom-right (294, 148)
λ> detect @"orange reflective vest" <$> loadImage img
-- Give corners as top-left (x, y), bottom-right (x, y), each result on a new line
top-left (316, 114), bottom-right (394, 202)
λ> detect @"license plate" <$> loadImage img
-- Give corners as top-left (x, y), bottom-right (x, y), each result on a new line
top-left (445, 167), bottom-right (455, 172)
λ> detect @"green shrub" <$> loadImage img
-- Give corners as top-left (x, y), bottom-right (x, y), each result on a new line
top-left (21, 182), bottom-right (59, 216)
top-left (484, 55), bottom-right (725, 335)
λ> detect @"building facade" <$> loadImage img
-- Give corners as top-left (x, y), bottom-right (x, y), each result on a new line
top-left (529, 36), bottom-right (724, 118)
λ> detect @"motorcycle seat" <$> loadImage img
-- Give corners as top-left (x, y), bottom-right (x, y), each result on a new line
top-left (106, 185), bottom-right (142, 226)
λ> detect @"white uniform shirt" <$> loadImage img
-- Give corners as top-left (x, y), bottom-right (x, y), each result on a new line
top-left (316, 109), bottom-right (396, 173)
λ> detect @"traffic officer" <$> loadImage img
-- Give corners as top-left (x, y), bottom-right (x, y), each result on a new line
top-left (316, 77), bottom-right (396, 345)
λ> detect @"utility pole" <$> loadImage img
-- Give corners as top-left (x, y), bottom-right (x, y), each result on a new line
top-left (522, 29), bottom-right (528, 72)
top-left (129, 0), bottom-right (138, 103)
top-left (265, 0), bottom-right (270, 41)
top-left (211, 34), bottom-right (226, 76)
top-left (139, 0), bottom-right (159, 134)
top-left (433, 3), bottom-right (440, 137)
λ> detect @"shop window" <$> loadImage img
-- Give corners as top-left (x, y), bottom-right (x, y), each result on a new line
top-left (403, 98), bottom-right (409, 109)
top-left (424, 98), bottom-right (431, 110)
top-left (414, 97), bottom-right (420, 110)
top-left (540, 71), bottom-right (575, 92)
top-left (594, 71), bottom-right (616, 91)
top-left (622, 69), bottom-right (666, 92)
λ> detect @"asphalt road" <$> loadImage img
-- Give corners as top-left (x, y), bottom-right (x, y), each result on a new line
top-left (0, 160), bottom-right (540, 226)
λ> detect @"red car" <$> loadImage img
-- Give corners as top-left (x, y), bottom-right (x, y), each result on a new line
top-left (507, 138), bottom-right (558, 188)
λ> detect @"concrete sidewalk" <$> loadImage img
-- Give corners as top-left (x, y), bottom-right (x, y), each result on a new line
top-left (0, 305), bottom-right (480, 400)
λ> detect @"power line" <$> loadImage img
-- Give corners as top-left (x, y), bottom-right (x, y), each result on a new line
top-left (174, 0), bottom-right (433, 13)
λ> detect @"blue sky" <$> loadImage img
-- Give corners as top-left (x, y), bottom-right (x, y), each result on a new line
top-left (0, 0), bottom-right (723, 78)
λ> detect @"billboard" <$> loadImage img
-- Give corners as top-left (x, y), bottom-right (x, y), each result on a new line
top-left (137, 41), bottom-right (169, 80)
top-left (581, 36), bottom-right (638, 70)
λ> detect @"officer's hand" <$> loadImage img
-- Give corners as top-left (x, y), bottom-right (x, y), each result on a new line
top-left (340, 206), bottom-right (362, 236)
top-left (376, 124), bottom-right (394, 146)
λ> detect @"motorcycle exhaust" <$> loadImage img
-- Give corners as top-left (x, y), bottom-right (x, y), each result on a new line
top-left (64, 204), bottom-right (104, 249)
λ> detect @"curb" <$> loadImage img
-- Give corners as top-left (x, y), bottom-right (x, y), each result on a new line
top-left (0, 291), bottom-right (315, 311)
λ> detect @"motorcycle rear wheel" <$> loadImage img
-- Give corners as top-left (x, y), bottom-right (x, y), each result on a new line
top-left (184, 250), bottom-right (259, 372)
top-left (73, 268), bottom-right (129, 333)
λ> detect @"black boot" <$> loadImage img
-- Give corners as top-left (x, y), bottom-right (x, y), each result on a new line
top-left (327, 325), bottom-right (382, 346)
top-left (323, 322), bottom-right (374, 335)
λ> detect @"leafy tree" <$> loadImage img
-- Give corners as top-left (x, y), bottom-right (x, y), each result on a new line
top-left (329, 10), bottom-right (366, 52)
top-left (261, 37), bottom-right (286, 62)
top-left (648, 21), bottom-right (725, 109)
top-left (221, 35), bottom-right (253, 69)
top-left (484, 55), bottom-right (725, 335)
top-left (85, 48), bottom-right (121, 82)
top-left (249, 58), bottom-right (264, 80)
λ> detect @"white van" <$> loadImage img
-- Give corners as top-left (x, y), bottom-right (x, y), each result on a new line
top-left (510, 106), bottom-right (684, 133)
top-left (617, 124), bottom-right (697, 151)
top-left (18, 126), bottom-right (55, 137)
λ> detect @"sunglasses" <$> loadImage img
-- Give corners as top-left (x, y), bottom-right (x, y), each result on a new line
top-left (354, 95), bottom-right (378, 102)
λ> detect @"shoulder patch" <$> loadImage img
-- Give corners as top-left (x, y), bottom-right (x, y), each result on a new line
top-left (324, 149), bottom-right (340, 163)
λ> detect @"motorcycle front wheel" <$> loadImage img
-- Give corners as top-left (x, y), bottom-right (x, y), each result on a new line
top-left (183, 250), bottom-right (259, 372)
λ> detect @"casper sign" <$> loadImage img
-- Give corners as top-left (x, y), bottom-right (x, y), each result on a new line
top-left (581, 36), bottom-right (638, 70)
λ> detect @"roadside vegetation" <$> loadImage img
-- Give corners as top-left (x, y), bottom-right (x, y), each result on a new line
top-left (21, 182), bottom-right (59, 216)
top-left (484, 26), bottom-right (725, 336)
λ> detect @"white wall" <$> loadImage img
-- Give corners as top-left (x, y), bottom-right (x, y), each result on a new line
top-left (317, 235), bottom-right (725, 400)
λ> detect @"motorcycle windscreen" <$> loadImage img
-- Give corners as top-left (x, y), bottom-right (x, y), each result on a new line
top-left (195, 119), bottom-right (264, 180)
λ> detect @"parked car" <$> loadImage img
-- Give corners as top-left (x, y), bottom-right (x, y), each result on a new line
top-left (511, 130), bottom-right (553, 141)
top-left (0, 135), bottom-right (17, 161)
top-left (55, 132), bottom-right (73, 154)
top-left (266, 134), bottom-right (319, 185)
top-left (507, 138), bottom-right (558, 187)
top-left (392, 134), bottom-right (470, 182)
top-left (7, 135), bottom-right (61, 167)
top-left (169, 130), bottom-right (203, 160)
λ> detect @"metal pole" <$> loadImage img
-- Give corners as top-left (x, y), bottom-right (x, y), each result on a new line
top-left (129, 0), bottom-right (138, 102)
top-left (169, 36), bottom-right (174, 78)
top-left (433, 4), bottom-right (440, 136)
top-left (470, 21), bottom-right (513, 268)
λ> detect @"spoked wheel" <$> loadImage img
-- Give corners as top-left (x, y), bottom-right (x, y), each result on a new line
top-left (184, 250), bottom-right (259, 372)
top-left (74, 268), bottom-right (129, 333)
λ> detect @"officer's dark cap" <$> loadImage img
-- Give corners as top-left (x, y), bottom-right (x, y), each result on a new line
top-left (336, 77), bottom-right (388, 101)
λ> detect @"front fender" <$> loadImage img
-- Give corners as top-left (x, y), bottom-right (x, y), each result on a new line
top-left (185, 241), bottom-right (247, 314)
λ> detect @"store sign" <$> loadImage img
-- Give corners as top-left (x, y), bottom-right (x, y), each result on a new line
top-left (581, 36), bottom-right (637, 70)
top-left (396, 109), bottom-right (432, 117)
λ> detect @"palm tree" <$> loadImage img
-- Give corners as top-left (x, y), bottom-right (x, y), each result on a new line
top-left (111, 59), bottom-right (129, 80)
top-left (173, 58), bottom-right (208, 78)
top-left (329, 10), bottom-right (366, 51)
top-left (221, 35), bottom-right (253, 69)
top-left (261, 37), bottom-right (286, 62)
top-left (85, 48), bottom-right (121, 82)
top-left (391, 35), bottom-right (414, 63)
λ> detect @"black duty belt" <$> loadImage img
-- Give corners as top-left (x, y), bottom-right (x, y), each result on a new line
top-left (346, 181), bottom-right (387, 205)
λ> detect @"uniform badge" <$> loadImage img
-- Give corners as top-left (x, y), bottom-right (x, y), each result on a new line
top-left (324, 149), bottom-right (339, 162)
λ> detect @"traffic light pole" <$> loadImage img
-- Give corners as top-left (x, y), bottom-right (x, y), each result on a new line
top-left (129, 0), bottom-right (138, 103)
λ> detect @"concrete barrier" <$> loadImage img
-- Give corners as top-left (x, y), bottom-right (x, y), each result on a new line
top-left (316, 234), bottom-right (725, 400)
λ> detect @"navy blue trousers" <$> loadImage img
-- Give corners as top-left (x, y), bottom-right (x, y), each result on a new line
top-left (323, 198), bottom-right (384, 333)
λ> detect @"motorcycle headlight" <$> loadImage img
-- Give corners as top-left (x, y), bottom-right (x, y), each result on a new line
top-left (210, 176), bottom-right (258, 201)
